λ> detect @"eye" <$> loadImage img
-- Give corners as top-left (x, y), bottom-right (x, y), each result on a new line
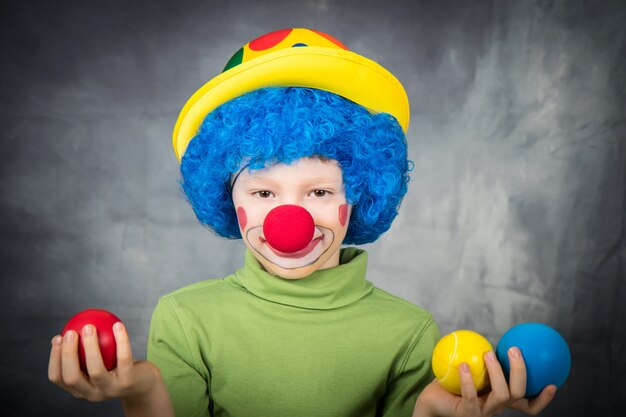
top-left (310, 189), bottom-right (330, 198)
top-left (254, 190), bottom-right (274, 198)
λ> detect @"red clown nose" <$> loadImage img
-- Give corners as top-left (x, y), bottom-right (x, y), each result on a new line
top-left (263, 205), bottom-right (315, 253)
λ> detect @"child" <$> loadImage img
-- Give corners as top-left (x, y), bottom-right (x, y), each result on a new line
top-left (49, 28), bottom-right (556, 417)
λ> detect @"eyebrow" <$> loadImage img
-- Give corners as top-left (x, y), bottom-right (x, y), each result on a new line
top-left (238, 175), bottom-right (279, 185)
top-left (306, 178), bottom-right (343, 186)
top-left (239, 176), bottom-right (342, 187)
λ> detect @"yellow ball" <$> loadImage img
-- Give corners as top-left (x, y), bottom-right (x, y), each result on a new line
top-left (431, 330), bottom-right (493, 395)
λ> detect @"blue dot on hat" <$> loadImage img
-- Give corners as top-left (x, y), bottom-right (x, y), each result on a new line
top-left (292, 43), bottom-right (308, 47)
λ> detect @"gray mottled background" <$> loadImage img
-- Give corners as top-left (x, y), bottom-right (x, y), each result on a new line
top-left (1, 0), bottom-right (624, 416)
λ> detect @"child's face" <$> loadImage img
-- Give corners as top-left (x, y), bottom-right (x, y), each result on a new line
top-left (231, 157), bottom-right (351, 279)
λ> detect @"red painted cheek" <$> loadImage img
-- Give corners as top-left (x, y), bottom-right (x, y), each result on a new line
top-left (338, 204), bottom-right (349, 227)
top-left (237, 206), bottom-right (248, 230)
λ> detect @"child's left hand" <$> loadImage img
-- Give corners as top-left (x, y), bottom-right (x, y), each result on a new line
top-left (412, 348), bottom-right (557, 417)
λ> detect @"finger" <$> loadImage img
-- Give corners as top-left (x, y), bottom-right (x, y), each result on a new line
top-left (60, 330), bottom-right (93, 393)
top-left (506, 347), bottom-right (527, 400)
top-left (113, 322), bottom-right (135, 375)
top-left (82, 325), bottom-right (110, 387)
top-left (49, 334), bottom-right (88, 399)
top-left (48, 335), bottom-right (64, 385)
top-left (482, 350), bottom-right (510, 412)
top-left (515, 385), bottom-right (557, 415)
top-left (458, 362), bottom-right (481, 416)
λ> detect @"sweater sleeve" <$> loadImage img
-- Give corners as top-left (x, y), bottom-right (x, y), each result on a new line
top-left (380, 317), bottom-right (441, 417)
top-left (147, 297), bottom-right (211, 417)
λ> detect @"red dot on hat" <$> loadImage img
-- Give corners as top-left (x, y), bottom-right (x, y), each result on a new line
top-left (249, 28), bottom-right (293, 51)
top-left (310, 29), bottom-right (349, 50)
top-left (263, 205), bottom-right (315, 253)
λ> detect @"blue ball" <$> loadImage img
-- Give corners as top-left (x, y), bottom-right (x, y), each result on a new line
top-left (496, 323), bottom-right (571, 397)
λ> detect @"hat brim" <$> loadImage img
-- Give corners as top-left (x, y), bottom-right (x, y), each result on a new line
top-left (172, 47), bottom-right (410, 161)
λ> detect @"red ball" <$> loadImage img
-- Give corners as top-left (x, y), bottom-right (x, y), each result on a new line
top-left (263, 205), bottom-right (315, 253)
top-left (61, 308), bottom-right (122, 373)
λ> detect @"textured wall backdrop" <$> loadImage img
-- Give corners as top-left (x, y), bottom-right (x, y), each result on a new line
top-left (1, 0), bottom-right (624, 416)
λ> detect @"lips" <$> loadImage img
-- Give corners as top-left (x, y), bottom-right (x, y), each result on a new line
top-left (265, 236), bottom-right (323, 259)
top-left (247, 225), bottom-right (335, 271)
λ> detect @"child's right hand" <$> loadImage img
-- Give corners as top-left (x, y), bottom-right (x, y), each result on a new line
top-left (48, 321), bottom-right (160, 402)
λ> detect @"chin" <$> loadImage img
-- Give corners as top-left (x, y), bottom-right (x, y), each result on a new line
top-left (260, 259), bottom-right (324, 280)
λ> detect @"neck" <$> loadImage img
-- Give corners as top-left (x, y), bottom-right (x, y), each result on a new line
top-left (319, 248), bottom-right (341, 270)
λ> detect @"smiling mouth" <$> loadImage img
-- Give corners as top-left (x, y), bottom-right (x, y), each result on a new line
top-left (264, 236), bottom-right (323, 259)
top-left (247, 225), bottom-right (335, 270)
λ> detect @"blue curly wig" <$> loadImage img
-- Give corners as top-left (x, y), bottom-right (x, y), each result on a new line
top-left (180, 86), bottom-right (411, 245)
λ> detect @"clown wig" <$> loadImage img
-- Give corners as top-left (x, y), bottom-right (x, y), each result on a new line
top-left (180, 86), bottom-right (411, 245)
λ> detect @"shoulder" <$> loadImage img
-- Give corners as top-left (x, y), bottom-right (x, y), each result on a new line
top-left (154, 275), bottom-right (242, 317)
top-left (161, 277), bottom-right (230, 300)
top-left (368, 286), bottom-right (433, 320)
top-left (364, 286), bottom-right (440, 342)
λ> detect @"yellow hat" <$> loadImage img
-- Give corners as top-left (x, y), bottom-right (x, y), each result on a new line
top-left (172, 28), bottom-right (410, 162)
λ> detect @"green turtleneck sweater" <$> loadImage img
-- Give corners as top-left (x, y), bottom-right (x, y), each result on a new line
top-left (147, 248), bottom-right (439, 417)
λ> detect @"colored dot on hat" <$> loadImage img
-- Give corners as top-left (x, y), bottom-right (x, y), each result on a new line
top-left (249, 28), bottom-right (293, 51)
top-left (311, 29), bottom-right (349, 50)
top-left (292, 43), bottom-right (308, 47)
top-left (222, 47), bottom-right (244, 72)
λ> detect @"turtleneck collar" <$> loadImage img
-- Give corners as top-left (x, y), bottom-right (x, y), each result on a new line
top-left (227, 247), bottom-right (373, 310)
